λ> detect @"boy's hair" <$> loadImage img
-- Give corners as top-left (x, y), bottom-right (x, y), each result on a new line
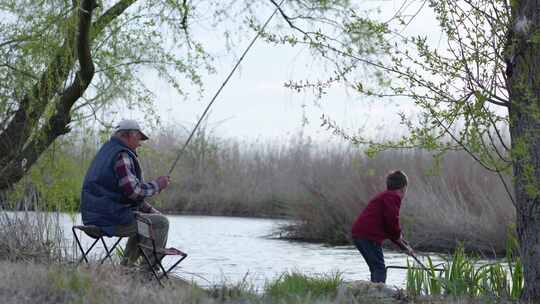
top-left (386, 171), bottom-right (408, 190)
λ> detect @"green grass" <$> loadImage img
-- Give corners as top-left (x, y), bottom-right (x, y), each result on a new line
top-left (264, 271), bottom-right (343, 302)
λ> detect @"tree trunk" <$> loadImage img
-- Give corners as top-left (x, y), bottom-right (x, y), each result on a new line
top-left (506, 1), bottom-right (540, 301)
top-left (0, 0), bottom-right (137, 191)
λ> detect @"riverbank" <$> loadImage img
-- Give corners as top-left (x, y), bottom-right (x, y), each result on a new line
top-left (0, 261), bottom-right (514, 304)
top-left (0, 211), bottom-right (522, 303)
top-left (0, 261), bottom-right (386, 304)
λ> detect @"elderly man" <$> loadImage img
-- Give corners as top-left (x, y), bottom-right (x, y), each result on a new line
top-left (81, 119), bottom-right (170, 267)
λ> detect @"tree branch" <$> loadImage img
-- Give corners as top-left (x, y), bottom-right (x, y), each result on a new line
top-left (90, 0), bottom-right (137, 42)
top-left (0, 63), bottom-right (39, 80)
top-left (0, 0), bottom-right (98, 189)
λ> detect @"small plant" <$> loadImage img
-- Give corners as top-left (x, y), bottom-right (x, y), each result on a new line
top-left (208, 273), bottom-right (258, 301)
top-left (505, 226), bottom-right (524, 300)
top-left (406, 256), bottom-right (443, 297)
top-left (442, 245), bottom-right (478, 297)
top-left (406, 259), bottom-right (426, 297)
top-left (406, 230), bottom-right (524, 300)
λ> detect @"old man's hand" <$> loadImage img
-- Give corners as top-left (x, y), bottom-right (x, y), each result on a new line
top-left (156, 175), bottom-right (170, 191)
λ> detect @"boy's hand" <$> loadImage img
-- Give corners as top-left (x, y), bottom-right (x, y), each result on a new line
top-left (398, 236), bottom-right (414, 255)
top-left (404, 244), bottom-right (414, 256)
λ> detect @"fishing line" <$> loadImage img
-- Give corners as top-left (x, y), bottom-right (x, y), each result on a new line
top-left (168, 0), bottom-right (286, 175)
top-left (173, 270), bottom-right (212, 284)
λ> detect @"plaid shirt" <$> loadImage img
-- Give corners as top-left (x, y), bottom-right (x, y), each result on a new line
top-left (114, 152), bottom-right (160, 202)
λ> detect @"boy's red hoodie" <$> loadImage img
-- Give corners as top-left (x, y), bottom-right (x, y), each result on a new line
top-left (351, 190), bottom-right (402, 245)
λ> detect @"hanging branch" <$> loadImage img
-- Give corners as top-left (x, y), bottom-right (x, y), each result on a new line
top-left (0, 0), bottom-right (118, 189)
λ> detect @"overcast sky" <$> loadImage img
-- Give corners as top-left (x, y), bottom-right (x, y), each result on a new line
top-left (120, 0), bottom-right (444, 142)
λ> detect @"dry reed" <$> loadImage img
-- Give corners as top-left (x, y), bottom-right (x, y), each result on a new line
top-left (8, 127), bottom-right (515, 254)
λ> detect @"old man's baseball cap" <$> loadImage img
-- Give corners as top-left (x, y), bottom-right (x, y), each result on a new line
top-left (114, 119), bottom-right (149, 140)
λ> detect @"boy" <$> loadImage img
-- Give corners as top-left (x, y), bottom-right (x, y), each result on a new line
top-left (351, 170), bottom-right (413, 283)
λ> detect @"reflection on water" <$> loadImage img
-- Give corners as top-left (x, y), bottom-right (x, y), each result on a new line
top-left (61, 213), bottom-right (439, 289)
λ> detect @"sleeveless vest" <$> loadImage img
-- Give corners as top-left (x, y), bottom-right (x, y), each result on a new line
top-left (80, 137), bottom-right (143, 236)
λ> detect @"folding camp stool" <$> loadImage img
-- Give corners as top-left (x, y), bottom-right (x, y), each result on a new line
top-left (135, 214), bottom-right (188, 286)
top-left (72, 225), bottom-right (124, 266)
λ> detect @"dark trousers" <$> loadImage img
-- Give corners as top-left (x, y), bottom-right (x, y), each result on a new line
top-left (353, 238), bottom-right (386, 283)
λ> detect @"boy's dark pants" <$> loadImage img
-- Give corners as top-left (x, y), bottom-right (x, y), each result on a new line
top-left (353, 238), bottom-right (386, 283)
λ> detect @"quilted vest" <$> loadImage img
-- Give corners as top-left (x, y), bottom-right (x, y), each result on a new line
top-left (80, 137), bottom-right (142, 236)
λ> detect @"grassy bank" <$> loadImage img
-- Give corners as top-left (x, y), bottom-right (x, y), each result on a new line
top-left (2, 127), bottom-right (515, 254)
top-left (0, 262), bottom-right (384, 304)
top-left (0, 261), bottom-right (519, 304)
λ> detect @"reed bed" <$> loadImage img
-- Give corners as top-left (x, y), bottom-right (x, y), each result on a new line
top-left (5, 127), bottom-right (515, 254)
top-left (141, 129), bottom-right (514, 254)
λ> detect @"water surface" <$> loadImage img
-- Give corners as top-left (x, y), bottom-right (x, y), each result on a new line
top-left (63, 214), bottom-right (440, 289)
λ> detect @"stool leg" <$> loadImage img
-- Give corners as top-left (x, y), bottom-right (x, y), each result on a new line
top-left (77, 238), bottom-right (100, 266)
top-left (73, 227), bottom-right (88, 265)
top-left (159, 254), bottom-right (187, 280)
top-left (156, 258), bottom-right (168, 280)
top-left (99, 238), bottom-right (112, 265)
top-left (99, 237), bottom-right (123, 266)
top-left (139, 246), bottom-right (163, 287)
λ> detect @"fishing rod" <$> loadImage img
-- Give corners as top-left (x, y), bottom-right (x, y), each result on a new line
top-left (402, 240), bottom-right (430, 272)
top-left (386, 245), bottom-right (445, 278)
top-left (168, 0), bottom-right (286, 176)
top-left (409, 251), bottom-right (429, 272)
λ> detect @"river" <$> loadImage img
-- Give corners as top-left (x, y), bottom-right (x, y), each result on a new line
top-left (58, 213), bottom-right (440, 289)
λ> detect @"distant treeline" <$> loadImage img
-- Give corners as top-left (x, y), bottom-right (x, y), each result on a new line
top-left (2, 127), bottom-right (514, 255)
